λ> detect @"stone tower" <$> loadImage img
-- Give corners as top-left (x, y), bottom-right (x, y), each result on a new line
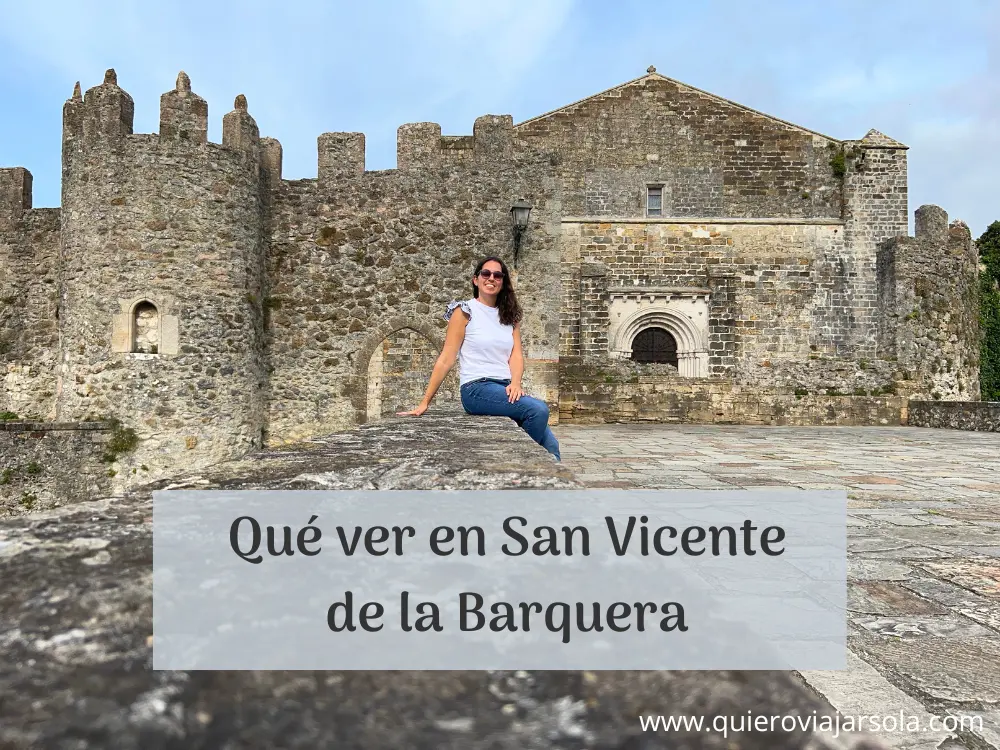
top-left (57, 70), bottom-right (270, 477)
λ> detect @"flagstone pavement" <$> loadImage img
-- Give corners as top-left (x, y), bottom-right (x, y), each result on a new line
top-left (553, 424), bottom-right (1000, 750)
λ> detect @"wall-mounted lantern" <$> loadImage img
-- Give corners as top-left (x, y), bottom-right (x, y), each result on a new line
top-left (510, 199), bottom-right (532, 267)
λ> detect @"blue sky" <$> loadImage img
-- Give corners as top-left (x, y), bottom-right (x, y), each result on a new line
top-left (1, 0), bottom-right (997, 236)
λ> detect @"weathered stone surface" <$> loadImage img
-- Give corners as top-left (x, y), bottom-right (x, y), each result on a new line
top-left (520, 75), bottom-right (848, 220)
top-left (848, 582), bottom-right (948, 616)
top-left (0, 422), bottom-right (112, 516)
top-left (853, 614), bottom-right (994, 640)
top-left (919, 560), bottom-right (1000, 598)
top-left (853, 636), bottom-right (1000, 704)
top-left (909, 401), bottom-right (1000, 432)
top-left (957, 607), bottom-right (1000, 633)
top-left (950, 710), bottom-right (1000, 750)
top-left (802, 651), bottom-right (955, 750)
top-left (849, 537), bottom-right (949, 559)
top-left (0, 415), bottom-right (882, 749)
top-left (559, 424), bottom-right (1000, 747)
top-left (892, 526), bottom-right (1000, 547)
top-left (849, 560), bottom-right (915, 581)
top-left (876, 210), bottom-right (980, 403)
top-left (902, 578), bottom-right (993, 609)
top-left (0, 200), bottom-right (60, 421)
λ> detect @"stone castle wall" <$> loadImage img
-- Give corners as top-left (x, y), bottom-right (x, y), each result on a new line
top-left (0, 421), bottom-right (113, 516)
top-left (0, 68), bottom-right (982, 470)
top-left (877, 206), bottom-right (981, 401)
top-left (367, 329), bottom-right (460, 419)
top-left (0, 169), bottom-right (61, 421)
top-left (841, 136), bottom-right (909, 356)
top-left (264, 115), bottom-right (563, 444)
top-left (54, 73), bottom-right (269, 479)
top-left (908, 400), bottom-right (1000, 431)
top-left (558, 360), bottom-right (907, 425)
top-left (563, 219), bottom-right (881, 366)
top-left (554, 209), bottom-right (975, 426)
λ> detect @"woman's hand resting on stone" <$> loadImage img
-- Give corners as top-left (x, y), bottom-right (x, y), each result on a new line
top-left (397, 402), bottom-right (429, 416)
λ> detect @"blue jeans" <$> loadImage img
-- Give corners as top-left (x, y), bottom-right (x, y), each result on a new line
top-left (460, 378), bottom-right (561, 461)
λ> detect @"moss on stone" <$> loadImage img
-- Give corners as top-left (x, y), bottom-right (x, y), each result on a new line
top-left (101, 418), bottom-right (140, 464)
top-left (829, 150), bottom-right (846, 179)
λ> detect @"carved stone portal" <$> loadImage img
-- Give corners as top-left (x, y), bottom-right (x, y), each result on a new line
top-left (607, 287), bottom-right (710, 377)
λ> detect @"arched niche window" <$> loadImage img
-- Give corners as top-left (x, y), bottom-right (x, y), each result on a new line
top-left (631, 327), bottom-right (678, 367)
top-left (132, 301), bottom-right (160, 354)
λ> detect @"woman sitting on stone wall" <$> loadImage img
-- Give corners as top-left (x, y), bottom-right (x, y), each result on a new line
top-left (398, 256), bottom-right (561, 461)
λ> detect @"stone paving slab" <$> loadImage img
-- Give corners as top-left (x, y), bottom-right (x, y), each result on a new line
top-left (853, 635), bottom-right (1000, 704)
top-left (957, 607), bottom-right (1000, 631)
top-left (802, 651), bottom-right (953, 750)
top-left (848, 582), bottom-right (949, 617)
top-left (902, 578), bottom-right (993, 609)
top-left (852, 615), bottom-right (995, 640)
top-left (555, 424), bottom-right (1000, 750)
top-left (918, 560), bottom-right (1000, 597)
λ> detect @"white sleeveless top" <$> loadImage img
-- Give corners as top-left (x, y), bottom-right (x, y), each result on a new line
top-left (444, 298), bottom-right (514, 385)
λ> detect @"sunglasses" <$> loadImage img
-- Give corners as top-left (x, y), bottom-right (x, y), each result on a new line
top-left (478, 270), bottom-right (505, 280)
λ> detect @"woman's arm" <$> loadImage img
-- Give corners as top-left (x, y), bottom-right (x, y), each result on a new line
top-left (506, 323), bottom-right (524, 403)
top-left (397, 311), bottom-right (468, 416)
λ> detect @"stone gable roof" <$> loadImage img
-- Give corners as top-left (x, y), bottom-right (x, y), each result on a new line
top-left (516, 67), bottom-right (863, 144)
top-left (858, 128), bottom-right (909, 149)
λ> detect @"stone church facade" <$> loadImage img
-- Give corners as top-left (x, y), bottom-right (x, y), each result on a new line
top-left (0, 67), bottom-right (980, 480)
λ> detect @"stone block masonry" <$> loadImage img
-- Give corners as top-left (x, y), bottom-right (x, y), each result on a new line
top-left (517, 74), bottom-right (845, 219)
top-left (908, 400), bottom-right (1000, 431)
top-left (366, 328), bottom-right (460, 419)
top-left (558, 360), bottom-right (907, 426)
top-left (0, 421), bottom-right (113, 516)
top-left (0, 170), bottom-right (60, 422)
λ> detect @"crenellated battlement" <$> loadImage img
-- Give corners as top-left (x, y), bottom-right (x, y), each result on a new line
top-left (0, 167), bottom-right (32, 230)
top-left (397, 122), bottom-right (442, 170)
top-left (61, 69), bottom-right (272, 170)
top-left (66, 69), bottom-right (135, 147)
top-left (472, 114), bottom-right (514, 157)
top-left (396, 114), bottom-right (516, 172)
top-left (317, 132), bottom-right (365, 185)
top-left (160, 71), bottom-right (208, 144)
top-left (58, 69), bottom-right (527, 188)
top-left (260, 137), bottom-right (283, 187)
top-left (914, 204), bottom-right (948, 243)
top-left (222, 94), bottom-right (260, 159)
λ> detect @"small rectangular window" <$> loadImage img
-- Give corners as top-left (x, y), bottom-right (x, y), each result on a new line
top-left (646, 186), bottom-right (663, 217)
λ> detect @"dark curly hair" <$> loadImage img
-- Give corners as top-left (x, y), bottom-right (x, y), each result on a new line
top-left (471, 256), bottom-right (522, 327)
